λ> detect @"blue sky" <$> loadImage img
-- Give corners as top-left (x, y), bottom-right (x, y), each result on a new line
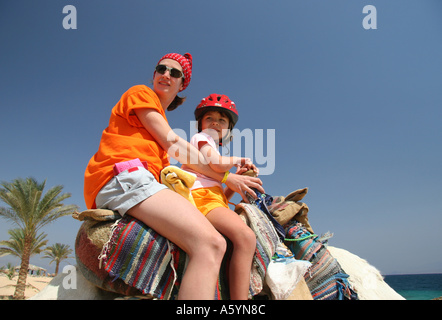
top-left (1, 0), bottom-right (441, 275)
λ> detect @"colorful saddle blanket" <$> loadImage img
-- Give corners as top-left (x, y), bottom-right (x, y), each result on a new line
top-left (76, 201), bottom-right (278, 299)
top-left (101, 215), bottom-right (186, 299)
top-left (285, 221), bottom-right (358, 300)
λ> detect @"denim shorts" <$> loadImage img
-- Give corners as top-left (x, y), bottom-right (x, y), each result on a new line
top-left (95, 167), bottom-right (168, 215)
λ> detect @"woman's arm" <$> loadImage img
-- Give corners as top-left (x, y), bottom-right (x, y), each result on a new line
top-left (223, 163), bottom-right (259, 200)
top-left (199, 143), bottom-right (251, 173)
top-left (135, 108), bottom-right (264, 200)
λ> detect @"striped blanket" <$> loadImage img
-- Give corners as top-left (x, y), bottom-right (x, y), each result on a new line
top-left (285, 221), bottom-right (358, 300)
top-left (101, 215), bottom-right (182, 299)
top-left (99, 203), bottom-right (277, 300)
top-left (235, 202), bottom-right (280, 296)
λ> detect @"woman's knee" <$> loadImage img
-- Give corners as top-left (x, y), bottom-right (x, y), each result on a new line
top-left (188, 229), bottom-right (226, 263)
top-left (206, 231), bottom-right (227, 260)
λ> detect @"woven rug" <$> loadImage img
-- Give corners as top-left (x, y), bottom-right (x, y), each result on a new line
top-left (100, 215), bottom-right (231, 300)
top-left (101, 215), bottom-right (181, 299)
top-left (98, 203), bottom-right (278, 300)
top-left (235, 202), bottom-right (280, 296)
top-left (285, 221), bottom-right (358, 300)
top-left (75, 220), bottom-right (145, 296)
top-left (75, 200), bottom-right (281, 300)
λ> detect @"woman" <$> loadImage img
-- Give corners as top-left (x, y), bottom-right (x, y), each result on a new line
top-left (84, 53), bottom-right (264, 299)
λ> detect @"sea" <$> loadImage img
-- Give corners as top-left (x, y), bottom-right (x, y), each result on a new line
top-left (383, 273), bottom-right (442, 300)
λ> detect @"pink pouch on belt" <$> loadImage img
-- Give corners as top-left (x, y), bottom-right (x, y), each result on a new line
top-left (113, 158), bottom-right (148, 175)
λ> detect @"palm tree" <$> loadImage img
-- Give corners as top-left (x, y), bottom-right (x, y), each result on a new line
top-left (43, 243), bottom-right (73, 275)
top-left (0, 228), bottom-right (48, 258)
top-left (1, 262), bottom-right (16, 280)
top-left (0, 177), bottom-right (78, 299)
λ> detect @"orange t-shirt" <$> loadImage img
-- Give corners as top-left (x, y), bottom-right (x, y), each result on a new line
top-left (84, 85), bottom-right (170, 209)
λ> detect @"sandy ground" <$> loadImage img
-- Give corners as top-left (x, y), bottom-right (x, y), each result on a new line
top-left (0, 274), bottom-right (52, 300)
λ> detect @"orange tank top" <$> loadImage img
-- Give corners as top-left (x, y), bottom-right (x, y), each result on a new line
top-left (84, 85), bottom-right (170, 209)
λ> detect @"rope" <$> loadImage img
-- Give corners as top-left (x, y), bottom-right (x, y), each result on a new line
top-left (284, 234), bottom-right (316, 242)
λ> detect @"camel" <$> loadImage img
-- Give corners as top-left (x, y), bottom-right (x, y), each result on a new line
top-left (327, 246), bottom-right (404, 300)
top-left (30, 186), bottom-right (404, 300)
top-left (30, 246), bottom-right (404, 300)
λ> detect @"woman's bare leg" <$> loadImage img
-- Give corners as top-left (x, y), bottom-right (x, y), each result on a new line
top-left (206, 207), bottom-right (256, 300)
top-left (127, 189), bottom-right (226, 300)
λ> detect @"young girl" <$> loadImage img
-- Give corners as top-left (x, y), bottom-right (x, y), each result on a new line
top-left (182, 94), bottom-right (258, 300)
top-left (84, 54), bottom-right (264, 300)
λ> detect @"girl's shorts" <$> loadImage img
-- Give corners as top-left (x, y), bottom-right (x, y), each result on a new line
top-left (191, 186), bottom-right (229, 216)
top-left (95, 167), bottom-right (168, 216)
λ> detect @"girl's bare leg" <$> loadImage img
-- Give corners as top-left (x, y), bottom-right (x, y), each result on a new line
top-left (127, 189), bottom-right (226, 300)
top-left (206, 207), bottom-right (256, 300)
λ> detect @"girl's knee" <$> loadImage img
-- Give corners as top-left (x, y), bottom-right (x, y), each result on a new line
top-left (244, 227), bottom-right (257, 250)
top-left (233, 226), bottom-right (256, 253)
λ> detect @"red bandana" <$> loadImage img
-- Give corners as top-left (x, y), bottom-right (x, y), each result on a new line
top-left (156, 52), bottom-right (193, 91)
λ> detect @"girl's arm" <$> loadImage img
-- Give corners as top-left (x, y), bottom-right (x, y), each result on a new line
top-left (134, 108), bottom-right (264, 200)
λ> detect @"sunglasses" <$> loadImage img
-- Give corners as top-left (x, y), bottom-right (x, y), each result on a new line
top-left (155, 64), bottom-right (184, 79)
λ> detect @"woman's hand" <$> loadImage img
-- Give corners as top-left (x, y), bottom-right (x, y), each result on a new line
top-left (224, 172), bottom-right (264, 203)
top-left (235, 162), bottom-right (259, 177)
top-left (234, 157), bottom-right (252, 166)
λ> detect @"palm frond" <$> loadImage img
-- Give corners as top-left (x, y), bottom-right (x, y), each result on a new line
top-left (0, 177), bottom-right (78, 232)
top-left (0, 228), bottom-right (48, 258)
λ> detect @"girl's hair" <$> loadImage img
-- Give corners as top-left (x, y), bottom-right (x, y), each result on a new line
top-left (196, 110), bottom-right (234, 132)
top-left (167, 95), bottom-right (186, 111)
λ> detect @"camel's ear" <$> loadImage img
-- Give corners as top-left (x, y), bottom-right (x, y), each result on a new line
top-left (285, 188), bottom-right (308, 202)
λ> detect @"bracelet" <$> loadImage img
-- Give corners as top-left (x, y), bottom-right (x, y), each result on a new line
top-left (221, 171), bottom-right (230, 183)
